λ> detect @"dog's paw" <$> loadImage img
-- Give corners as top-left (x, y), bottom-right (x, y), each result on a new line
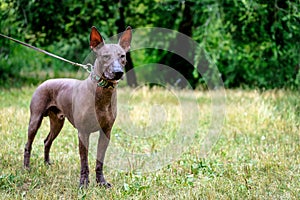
top-left (23, 165), bottom-right (30, 171)
top-left (44, 160), bottom-right (52, 166)
top-left (98, 181), bottom-right (112, 189)
top-left (79, 178), bottom-right (89, 189)
top-left (96, 175), bottom-right (112, 188)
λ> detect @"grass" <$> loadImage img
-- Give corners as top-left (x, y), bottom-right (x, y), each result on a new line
top-left (0, 86), bottom-right (299, 199)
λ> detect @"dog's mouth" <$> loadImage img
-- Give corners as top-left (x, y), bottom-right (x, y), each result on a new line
top-left (113, 71), bottom-right (124, 80)
top-left (102, 70), bottom-right (124, 81)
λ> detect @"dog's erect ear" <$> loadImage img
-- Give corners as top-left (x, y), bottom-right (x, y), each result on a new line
top-left (118, 26), bottom-right (132, 52)
top-left (90, 26), bottom-right (104, 49)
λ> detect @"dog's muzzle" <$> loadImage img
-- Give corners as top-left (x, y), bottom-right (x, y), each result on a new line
top-left (112, 60), bottom-right (124, 80)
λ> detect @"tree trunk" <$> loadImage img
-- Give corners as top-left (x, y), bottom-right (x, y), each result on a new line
top-left (159, 1), bottom-right (198, 89)
top-left (116, 0), bottom-right (137, 87)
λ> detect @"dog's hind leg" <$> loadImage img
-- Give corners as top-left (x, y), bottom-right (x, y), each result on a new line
top-left (24, 113), bottom-right (43, 169)
top-left (44, 110), bottom-right (65, 165)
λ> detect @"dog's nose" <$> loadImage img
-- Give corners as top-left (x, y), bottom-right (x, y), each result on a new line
top-left (114, 71), bottom-right (124, 80)
top-left (112, 60), bottom-right (124, 80)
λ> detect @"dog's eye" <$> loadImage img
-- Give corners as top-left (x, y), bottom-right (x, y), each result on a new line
top-left (120, 54), bottom-right (125, 59)
top-left (102, 55), bottom-right (110, 60)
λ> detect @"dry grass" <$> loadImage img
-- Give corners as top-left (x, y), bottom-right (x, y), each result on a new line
top-left (0, 87), bottom-right (299, 199)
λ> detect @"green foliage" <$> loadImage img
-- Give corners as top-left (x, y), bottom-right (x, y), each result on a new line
top-left (12, 0), bottom-right (118, 46)
top-left (0, 0), bottom-right (299, 89)
top-left (0, 0), bottom-right (117, 86)
top-left (193, 0), bottom-right (300, 88)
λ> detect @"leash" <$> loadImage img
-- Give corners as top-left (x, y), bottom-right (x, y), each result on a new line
top-left (0, 33), bottom-right (93, 73)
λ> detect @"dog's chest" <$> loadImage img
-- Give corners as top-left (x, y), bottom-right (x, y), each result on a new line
top-left (94, 88), bottom-right (117, 129)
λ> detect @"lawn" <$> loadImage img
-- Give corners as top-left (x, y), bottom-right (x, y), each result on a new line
top-left (0, 86), bottom-right (299, 199)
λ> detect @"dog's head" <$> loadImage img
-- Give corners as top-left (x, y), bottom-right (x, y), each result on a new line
top-left (89, 26), bottom-right (132, 82)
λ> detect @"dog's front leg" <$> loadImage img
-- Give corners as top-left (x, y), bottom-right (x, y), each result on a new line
top-left (78, 132), bottom-right (90, 188)
top-left (95, 130), bottom-right (111, 188)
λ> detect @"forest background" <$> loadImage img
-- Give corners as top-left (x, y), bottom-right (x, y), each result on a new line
top-left (0, 0), bottom-right (299, 89)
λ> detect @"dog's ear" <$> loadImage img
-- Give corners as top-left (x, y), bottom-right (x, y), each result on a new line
top-left (118, 26), bottom-right (132, 52)
top-left (90, 26), bottom-right (104, 49)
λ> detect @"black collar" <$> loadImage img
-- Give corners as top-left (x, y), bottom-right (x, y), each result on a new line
top-left (90, 72), bottom-right (118, 89)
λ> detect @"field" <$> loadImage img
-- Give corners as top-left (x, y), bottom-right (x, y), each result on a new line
top-left (0, 87), bottom-right (299, 199)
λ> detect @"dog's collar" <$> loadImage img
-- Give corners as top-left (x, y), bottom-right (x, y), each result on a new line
top-left (90, 72), bottom-right (118, 89)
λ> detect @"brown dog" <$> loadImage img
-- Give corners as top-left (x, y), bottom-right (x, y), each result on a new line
top-left (23, 26), bottom-right (132, 188)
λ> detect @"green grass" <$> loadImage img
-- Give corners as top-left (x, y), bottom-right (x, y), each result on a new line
top-left (0, 87), bottom-right (299, 199)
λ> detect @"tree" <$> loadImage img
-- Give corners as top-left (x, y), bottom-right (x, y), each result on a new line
top-left (158, 1), bottom-right (199, 88)
top-left (116, 0), bottom-right (137, 87)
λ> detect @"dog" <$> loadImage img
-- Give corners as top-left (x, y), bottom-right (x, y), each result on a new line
top-left (23, 26), bottom-right (132, 188)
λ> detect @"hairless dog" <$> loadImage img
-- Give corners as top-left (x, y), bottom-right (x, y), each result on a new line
top-left (24, 26), bottom-right (132, 188)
